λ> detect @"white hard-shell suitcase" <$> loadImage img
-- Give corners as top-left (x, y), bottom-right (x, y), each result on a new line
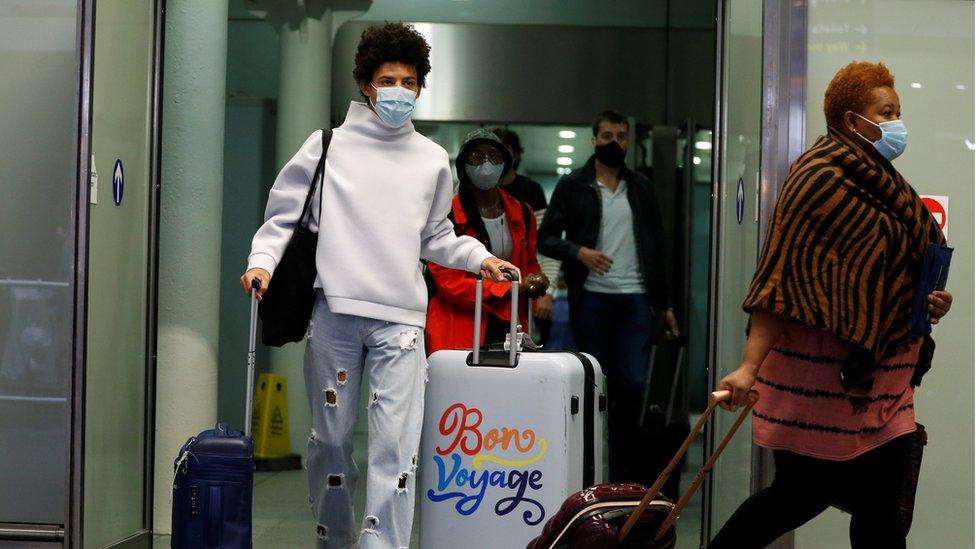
top-left (419, 270), bottom-right (608, 549)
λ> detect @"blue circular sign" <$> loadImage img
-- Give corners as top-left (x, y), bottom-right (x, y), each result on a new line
top-left (112, 159), bottom-right (124, 206)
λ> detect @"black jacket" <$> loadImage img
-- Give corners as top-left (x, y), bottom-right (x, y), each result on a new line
top-left (503, 174), bottom-right (548, 213)
top-left (538, 156), bottom-right (671, 313)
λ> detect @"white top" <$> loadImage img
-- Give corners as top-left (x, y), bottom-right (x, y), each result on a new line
top-left (481, 213), bottom-right (513, 261)
top-left (535, 208), bottom-right (561, 296)
top-left (247, 102), bottom-right (492, 327)
top-left (583, 179), bottom-right (646, 294)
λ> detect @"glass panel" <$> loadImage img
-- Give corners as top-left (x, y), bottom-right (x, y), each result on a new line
top-left (798, 2), bottom-right (975, 547)
top-left (83, 0), bottom-right (155, 545)
top-left (707, 0), bottom-right (763, 539)
top-left (0, 0), bottom-right (79, 525)
top-left (688, 128), bottom-right (713, 413)
top-left (669, 123), bottom-right (716, 545)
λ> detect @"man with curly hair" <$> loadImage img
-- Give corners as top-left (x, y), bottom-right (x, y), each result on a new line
top-left (240, 21), bottom-right (519, 549)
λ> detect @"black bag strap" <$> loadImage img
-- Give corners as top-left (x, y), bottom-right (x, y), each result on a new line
top-left (297, 129), bottom-right (333, 229)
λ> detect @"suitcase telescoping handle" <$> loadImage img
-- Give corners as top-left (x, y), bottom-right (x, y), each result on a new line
top-left (639, 333), bottom-right (688, 429)
top-left (472, 268), bottom-right (520, 367)
top-left (245, 278), bottom-right (260, 437)
top-left (618, 389), bottom-right (760, 542)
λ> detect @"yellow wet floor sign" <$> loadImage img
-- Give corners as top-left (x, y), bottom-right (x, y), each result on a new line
top-left (251, 373), bottom-right (293, 458)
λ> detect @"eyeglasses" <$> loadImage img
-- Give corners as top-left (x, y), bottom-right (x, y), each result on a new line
top-left (464, 150), bottom-right (505, 165)
top-left (373, 77), bottom-right (420, 92)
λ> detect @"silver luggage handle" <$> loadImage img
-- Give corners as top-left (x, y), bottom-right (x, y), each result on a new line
top-left (245, 278), bottom-right (260, 437)
top-left (472, 269), bottom-right (520, 367)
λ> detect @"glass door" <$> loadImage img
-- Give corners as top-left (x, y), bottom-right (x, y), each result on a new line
top-left (82, 0), bottom-right (160, 546)
top-left (0, 0), bottom-right (83, 540)
top-left (703, 0), bottom-right (764, 542)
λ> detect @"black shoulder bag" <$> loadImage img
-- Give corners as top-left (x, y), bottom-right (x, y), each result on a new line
top-left (258, 129), bottom-right (332, 346)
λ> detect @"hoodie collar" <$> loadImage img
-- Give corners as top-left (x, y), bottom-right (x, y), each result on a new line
top-left (339, 101), bottom-right (415, 141)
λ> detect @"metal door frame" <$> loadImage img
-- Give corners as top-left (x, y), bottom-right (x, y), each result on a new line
top-left (142, 0), bottom-right (166, 542)
top-left (68, 0), bottom-right (94, 545)
top-left (701, 0), bottom-right (726, 543)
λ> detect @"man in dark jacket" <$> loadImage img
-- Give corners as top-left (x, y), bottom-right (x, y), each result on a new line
top-left (538, 110), bottom-right (679, 482)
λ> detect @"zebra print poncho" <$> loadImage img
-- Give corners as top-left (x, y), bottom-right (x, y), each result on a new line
top-left (743, 128), bottom-right (945, 404)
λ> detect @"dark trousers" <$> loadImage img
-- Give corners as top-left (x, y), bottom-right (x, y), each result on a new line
top-left (572, 290), bottom-right (653, 483)
top-left (534, 316), bottom-right (552, 346)
top-left (708, 432), bottom-right (914, 549)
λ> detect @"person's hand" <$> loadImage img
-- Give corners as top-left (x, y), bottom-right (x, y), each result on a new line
top-left (578, 247), bottom-right (613, 275)
top-left (524, 272), bottom-right (550, 298)
top-left (929, 290), bottom-right (952, 324)
top-left (716, 365), bottom-right (757, 411)
top-left (481, 257), bottom-right (521, 283)
top-left (535, 294), bottom-right (554, 319)
top-left (663, 308), bottom-right (680, 338)
top-left (240, 268), bottom-right (270, 300)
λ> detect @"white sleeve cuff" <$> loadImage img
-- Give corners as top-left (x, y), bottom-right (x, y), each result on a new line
top-left (466, 246), bottom-right (494, 274)
top-left (247, 252), bottom-right (278, 279)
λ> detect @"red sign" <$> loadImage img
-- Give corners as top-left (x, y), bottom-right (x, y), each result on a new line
top-left (922, 197), bottom-right (947, 229)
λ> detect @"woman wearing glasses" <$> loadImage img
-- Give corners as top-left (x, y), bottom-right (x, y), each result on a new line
top-left (425, 129), bottom-right (550, 354)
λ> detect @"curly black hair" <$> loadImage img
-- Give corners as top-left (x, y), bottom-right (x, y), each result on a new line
top-left (353, 22), bottom-right (431, 96)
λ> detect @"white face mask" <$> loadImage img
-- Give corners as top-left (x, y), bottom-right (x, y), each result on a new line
top-left (465, 162), bottom-right (505, 190)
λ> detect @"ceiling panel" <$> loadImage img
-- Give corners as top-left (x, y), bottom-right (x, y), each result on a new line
top-left (352, 0), bottom-right (669, 28)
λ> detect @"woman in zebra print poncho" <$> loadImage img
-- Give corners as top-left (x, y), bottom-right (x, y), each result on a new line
top-left (708, 62), bottom-right (953, 549)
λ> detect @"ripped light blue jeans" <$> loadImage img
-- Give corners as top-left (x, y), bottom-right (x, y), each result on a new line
top-left (304, 294), bottom-right (426, 549)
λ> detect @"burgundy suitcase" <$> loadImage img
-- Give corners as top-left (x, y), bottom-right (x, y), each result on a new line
top-left (526, 389), bottom-right (758, 549)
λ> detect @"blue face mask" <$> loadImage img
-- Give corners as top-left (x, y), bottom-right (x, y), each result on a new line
top-left (371, 85), bottom-right (416, 128)
top-left (853, 113), bottom-right (908, 162)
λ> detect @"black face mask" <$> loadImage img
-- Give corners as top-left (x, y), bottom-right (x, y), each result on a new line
top-left (594, 141), bottom-right (626, 168)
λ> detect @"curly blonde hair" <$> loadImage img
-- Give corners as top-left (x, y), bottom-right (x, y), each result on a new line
top-left (824, 61), bottom-right (896, 129)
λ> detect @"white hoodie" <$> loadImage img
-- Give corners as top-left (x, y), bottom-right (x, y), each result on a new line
top-left (247, 101), bottom-right (492, 327)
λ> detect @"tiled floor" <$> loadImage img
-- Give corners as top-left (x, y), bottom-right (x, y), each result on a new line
top-left (155, 430), bottom-right (705, 548)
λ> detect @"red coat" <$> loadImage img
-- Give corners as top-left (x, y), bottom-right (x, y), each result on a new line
top-left (425, 190), bottom-right (542, 355)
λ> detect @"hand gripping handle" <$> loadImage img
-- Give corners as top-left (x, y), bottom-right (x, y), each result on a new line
top-left (472, 269), bottom-right (521, 366)
top-left (618, 389), bottom-right (760, 542)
